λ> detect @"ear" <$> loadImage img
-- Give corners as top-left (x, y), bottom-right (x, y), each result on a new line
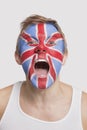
top-left (15, 51), bottom-right (22, 65)
top-left (62, 53), bottom-right (68, 65)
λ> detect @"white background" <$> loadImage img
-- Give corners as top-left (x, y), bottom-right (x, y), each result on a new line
top-left (0, 0), bottom-right (87, 92)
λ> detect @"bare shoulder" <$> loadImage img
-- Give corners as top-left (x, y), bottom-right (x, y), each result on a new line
top-left (82, 91), bottom-right (87, 130)
top-left (0, 85), bottom-right (13, 119)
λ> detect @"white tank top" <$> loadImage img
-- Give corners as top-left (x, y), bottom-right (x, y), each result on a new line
top-left (0, 81), bottom-right (83, 130)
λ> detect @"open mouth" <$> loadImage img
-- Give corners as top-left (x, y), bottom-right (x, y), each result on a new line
top-left (34, 59), bottom-right (49, 78)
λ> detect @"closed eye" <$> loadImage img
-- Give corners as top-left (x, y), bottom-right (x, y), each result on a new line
top-left (49, 41), bottom-right (55, 44)
top-left (46, 41), bottom-right (56, 46)
top-left (27, 40), bottom-right (38, 45)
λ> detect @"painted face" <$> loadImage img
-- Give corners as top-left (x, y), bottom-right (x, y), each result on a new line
top-left (18, 23), bottom-right (65, 89)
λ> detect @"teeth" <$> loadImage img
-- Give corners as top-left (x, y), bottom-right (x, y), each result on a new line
top-left (34, 59), bottom-right (49, 71)
top-left (35, 59), bottom-right (47, 63)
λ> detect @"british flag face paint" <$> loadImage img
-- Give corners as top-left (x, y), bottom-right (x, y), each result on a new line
top-left (18, 23), bottom-right (65, 89)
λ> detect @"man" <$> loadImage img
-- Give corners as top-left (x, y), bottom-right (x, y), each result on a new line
top-left (0, 14), bottom-right (87, 130)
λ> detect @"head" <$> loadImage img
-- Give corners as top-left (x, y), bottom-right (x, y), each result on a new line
top-left (15, 14), bottom-right (68, 89)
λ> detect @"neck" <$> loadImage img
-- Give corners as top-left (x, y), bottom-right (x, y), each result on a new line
top-left (22, 78), bottom-right (65, 105)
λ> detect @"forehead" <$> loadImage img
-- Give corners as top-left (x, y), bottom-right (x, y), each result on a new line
top-left (24, 23), bottom-right (58, 38)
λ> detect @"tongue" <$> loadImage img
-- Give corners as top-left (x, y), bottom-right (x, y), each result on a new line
top-left (35, 69), bottom-right (48, 78)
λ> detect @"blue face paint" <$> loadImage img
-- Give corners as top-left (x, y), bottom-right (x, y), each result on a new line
top-left (18, 23), bottom-right (65, 89)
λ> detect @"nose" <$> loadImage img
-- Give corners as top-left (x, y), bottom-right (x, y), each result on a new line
top-left (34, 45), bottom-right (46, 53)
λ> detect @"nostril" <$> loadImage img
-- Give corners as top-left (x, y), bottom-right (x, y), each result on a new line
top-left (35, 49), bottom-right (46, 53)
top-left (37, 50), bottom-right (40, 53)
top-left (35, 49), bottom-right (40, 53)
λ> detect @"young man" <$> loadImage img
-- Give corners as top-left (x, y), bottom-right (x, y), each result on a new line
top-left (0, 14), bottom-right (87, 130)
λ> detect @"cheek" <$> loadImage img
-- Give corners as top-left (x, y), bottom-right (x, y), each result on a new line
top-left (53, 60), bottom-right (62, 73)
top-left (19, 45), bottom-right (31, 55)
top-left (22, 57), bottom-right (33, 75)
top-left (22, 60), bottom-right (30, 74)
top-left (21, 51), bottom-right (36, 76)
top-left (51, 58), bottom-right (62, 75)
top-left (18, 39), bottom-right (33, 55)
top-left (53, 40), bottom-right (65, 54)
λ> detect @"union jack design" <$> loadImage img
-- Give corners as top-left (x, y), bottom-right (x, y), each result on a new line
top-left (18, 23), bottom-right (65, 89)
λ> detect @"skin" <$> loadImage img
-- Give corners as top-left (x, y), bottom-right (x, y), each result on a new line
top-left (0, 23), bottom-right (87, 129)
top-left (0, 58), bottom-right (87, 129)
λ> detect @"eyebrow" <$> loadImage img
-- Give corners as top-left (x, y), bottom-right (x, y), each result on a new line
top-left (20, 31), bottom-right (37, 43)
top-left (47, 32), bottom-right (63, 42)
top-left (20, 30), bottom-right (63, 44)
